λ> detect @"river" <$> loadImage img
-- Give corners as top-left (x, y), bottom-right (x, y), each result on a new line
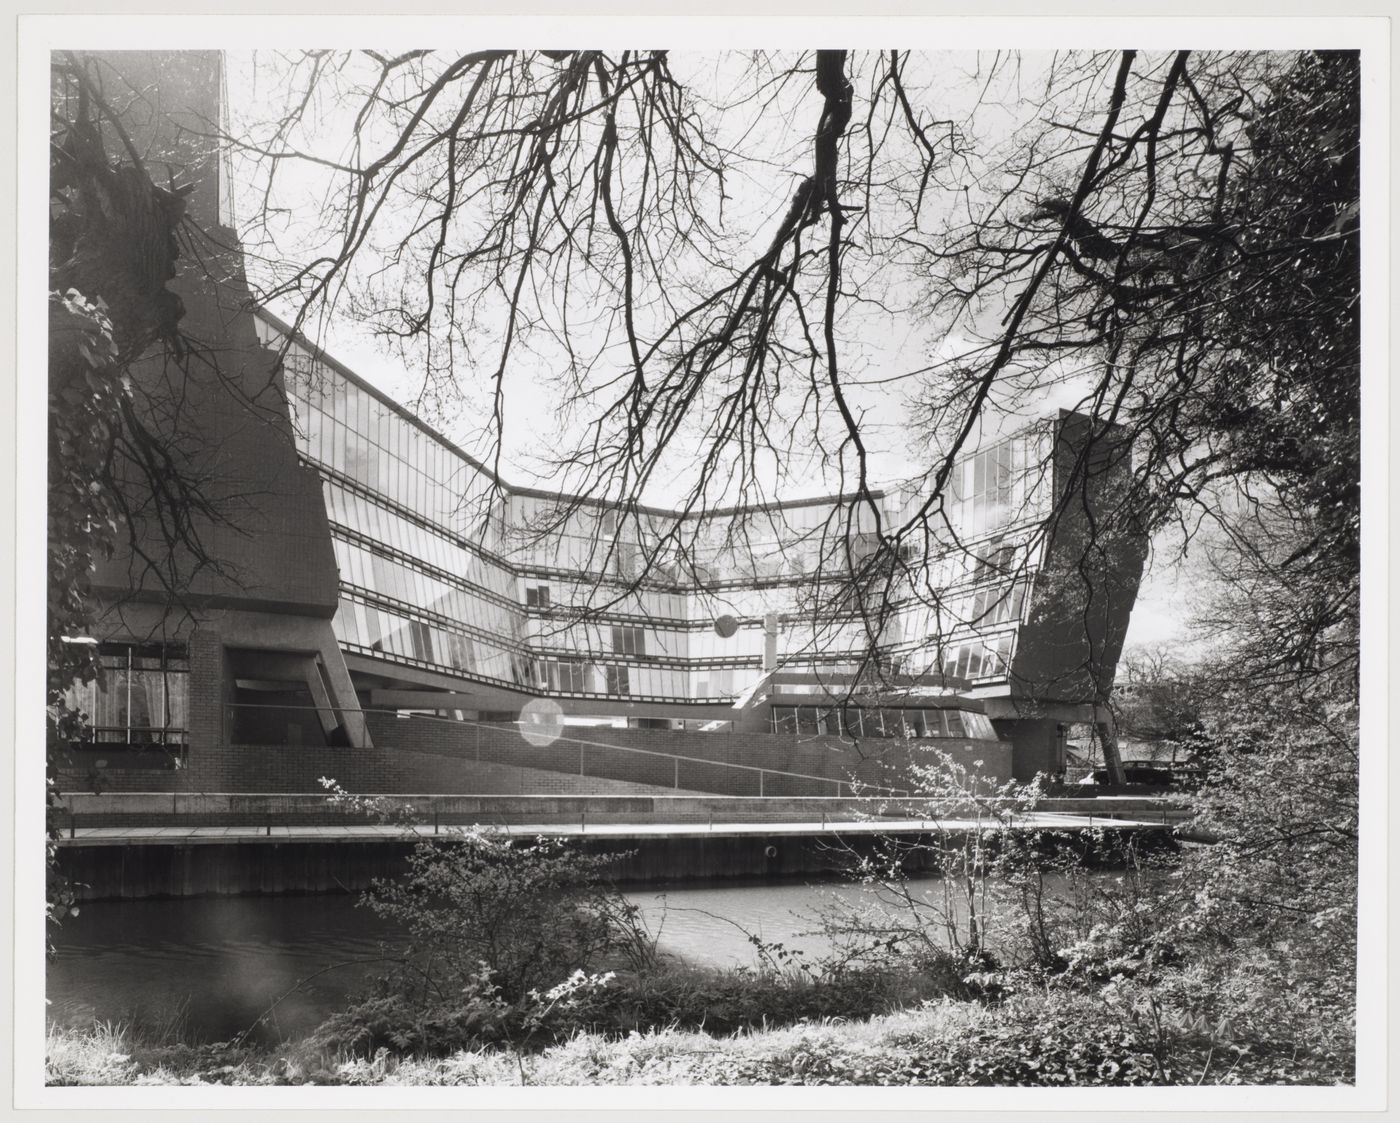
top-left (46, 873), bottom-right (1104, 1044)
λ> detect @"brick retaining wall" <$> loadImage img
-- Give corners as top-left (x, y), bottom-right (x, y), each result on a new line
top-left (363, 712), bottom-right (1011, 796)
top-left (54, 711), bottom-right (1013, 798)
top-left (54, 746), bottom-right (691, 799)
top-left (58, 792), bottom-right (929, 828)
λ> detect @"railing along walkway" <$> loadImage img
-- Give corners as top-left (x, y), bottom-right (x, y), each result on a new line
top-left (54, 791), bottom-right (1190, 844)
top-left (225, 703), bottom-right (911, 798)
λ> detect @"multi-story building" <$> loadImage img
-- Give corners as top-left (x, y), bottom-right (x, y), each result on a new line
top-left (53, 50), bottom-right (1147, 797)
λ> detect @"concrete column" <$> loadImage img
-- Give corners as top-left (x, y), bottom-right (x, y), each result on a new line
top-left (763, 613), bottom-right (779, 672)
top-left (309, 620), bottom-right (371, 748)
top-left (302, 655), bottom-right (340, 738)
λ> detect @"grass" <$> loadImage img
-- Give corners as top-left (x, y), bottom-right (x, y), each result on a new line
top-left (46, 985), bottom-right (1351, 1088)
top-left (43, 1001), bottom-right (990, 1087)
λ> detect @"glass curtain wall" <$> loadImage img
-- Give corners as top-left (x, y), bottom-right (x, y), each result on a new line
top-left (263, 315), bottom-right (1054, 702)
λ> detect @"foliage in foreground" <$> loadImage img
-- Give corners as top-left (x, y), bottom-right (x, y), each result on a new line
top-left (353, 825), bottom-right (654, 1006)
top-left (294, 803), bottom-right (972, 1059)
top-left (300, 955), bottom-right (966, 1062)
top-left (248, 732), bottom-right (1361, 1086)
top-left (48, 987), bottom-right (1350, 1088)
top-left (47, 813), bottom-right (1354, 1088)
top-left (824, 731), bottom-right (1356, 1085)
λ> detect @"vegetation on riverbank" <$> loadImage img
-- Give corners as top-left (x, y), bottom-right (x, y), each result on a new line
top-left (49, 652), bottom-right (1359, 1091)
top-left (48, 630), bottom-right (1359, 1091)
top-left (46, 980), bottom-right (1351, 1088)
top-left (47, 777), bottom-right (1355, 1089)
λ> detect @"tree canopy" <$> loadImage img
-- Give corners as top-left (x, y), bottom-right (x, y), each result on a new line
top-left (47, 46), bottom-right (1363, 709)
top-left (210, 48), bottom-right (1358, 676)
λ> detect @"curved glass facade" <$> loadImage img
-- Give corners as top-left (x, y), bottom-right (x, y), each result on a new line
top-left (258, 312), bottom-right (1067, 708)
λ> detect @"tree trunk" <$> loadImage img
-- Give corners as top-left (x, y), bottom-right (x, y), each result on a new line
top-left (1097, 716), bottom-right (1127, 786)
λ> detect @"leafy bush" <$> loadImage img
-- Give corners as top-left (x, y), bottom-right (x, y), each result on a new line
top-left (306, 952), bottom-right (971, 1060)
top-left (302, 965), bottom-right (617, 1060)
top-left (565, 958), bottom-right (963, 1040)
top-left (356, 827), bottom-right (653, 1007)
top-left (290, 812), bottom-right (658, 1060)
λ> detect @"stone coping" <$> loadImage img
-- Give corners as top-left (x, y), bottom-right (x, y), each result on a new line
top-left (56, 812), bottom-right (1171, 847)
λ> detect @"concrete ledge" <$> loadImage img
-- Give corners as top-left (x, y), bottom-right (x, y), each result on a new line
top-left (55, 817), bottom-right (1181, 900)
top-left (57, 813), bottom-right (1170, 847)
top-left (56, 791), bottom-right (1188, 830)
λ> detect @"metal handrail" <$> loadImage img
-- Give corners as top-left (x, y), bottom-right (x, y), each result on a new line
top-left (385, 708), bottom-right (909, 797)
top-left (221, 702), bottom-right (909, 797)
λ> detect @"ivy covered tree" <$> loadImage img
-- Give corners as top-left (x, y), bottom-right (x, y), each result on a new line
top-left (933, 49), bottom-right (1358, 628)
top-left (47, 52), bottom-right (226, 924)
top-left (1209, 51), bottom-right (1360, 588)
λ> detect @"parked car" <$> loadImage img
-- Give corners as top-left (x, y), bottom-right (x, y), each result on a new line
top-left (1084, 763), bottom-right (1205, 789)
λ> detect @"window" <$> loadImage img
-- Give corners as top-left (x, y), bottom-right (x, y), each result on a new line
top-left (909, 708), bottom-right (994, 740)
top-left (525, 585), bottom-right (551, 609)
top-left (613, 539), bottom-right (638, 578)
top-left (879, 654), bottom-right (906, 677)
top-left (963, 712), bottom-right (997, 739)
top-left (410, 620), bottom-right (435, 664)
top-left (445, 632), bottom-right (476, 672)
top-left (65, 644), bottom-right (189, 747)
top-left (969, 581), bottom-right (1024, 625)
top-left (511, 654), bottom-right (536, 686)
top-left (972, 538), bottom-right (1015, 583)
top-left (811, 709), bottom-right (946, 740)
top-left (883, 709), bottom-right (914, 739)
top-left (604, 665), bottom-right (631, 696)
top-left (611, 625), bottom-right (646, 655)
top-left (544, 658), bottom-right (591, 693)
top-left (952, 438), bottom-right (1020, 536)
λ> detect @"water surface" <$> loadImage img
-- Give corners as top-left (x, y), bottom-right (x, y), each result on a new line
top-left (46, 874), bottom-right (1074, 1044)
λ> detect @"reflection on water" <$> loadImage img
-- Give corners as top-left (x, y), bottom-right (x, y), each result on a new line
top-left (45, 875), bottom-right (1039, 1044)
top-left (46, 894), bottom-right (403, 1045)
top-left (629, 879), bottom-right (867, 965)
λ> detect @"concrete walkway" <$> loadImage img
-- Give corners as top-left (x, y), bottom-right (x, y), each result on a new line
top-left (56, 811), bottom-right (1170, 847)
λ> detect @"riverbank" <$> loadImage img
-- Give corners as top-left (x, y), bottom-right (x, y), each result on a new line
top-left (45, 874), bottom-right (991, 1042)
top-left (45, 821), bottom-right (1352, 1089)
top-left (46, 985), bottom-right (1349, 1087)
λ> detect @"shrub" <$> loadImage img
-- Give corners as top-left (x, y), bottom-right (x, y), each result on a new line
top-left (358, 828), bottom-right (652, 1007)
top-left (295, 823), bottom-right (656, 1059)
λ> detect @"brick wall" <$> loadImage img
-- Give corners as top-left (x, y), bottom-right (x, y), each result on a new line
top-left (54, 739), bottom-right (692, 798)
top-left (59, 791), bottom-right (960, 828)
top-left (55, 708), bottom-right (1013, 797)
top-left (363, 713), bottom-right (1012, 795)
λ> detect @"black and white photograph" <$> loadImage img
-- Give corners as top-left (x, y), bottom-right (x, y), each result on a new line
top-left (17, 14), bottom-right (1388, 1111)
